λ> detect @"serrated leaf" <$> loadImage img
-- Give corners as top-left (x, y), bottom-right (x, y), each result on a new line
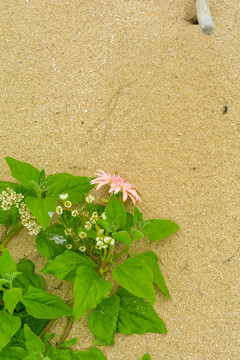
top-left (130, 228), bottom-right (144, 241)
top-left (104, 195), bottom-right (126, 232)
top-left (0, 310), bottom-right (21, 352)
top-left (25, 197), bottom-right (57, 229)
top-left (46, 173), bottom-right (94, 203)
top-left (113, 257), bottom-right (155, 304)
top-left (0, 249), bottom-right (16, 278)
top-left (116, 288), bottom-right (167, 335)
top-left (41, 251), bottom-right (96, 283)
top-left (36, 224), bottom-right (69, 260)
top-left (72, 347), bottom-right (106, 360)
top-left (133, 206), bottom-right (143, 228)
top-left (0, 346), bottom-right (27, 360)
top-left (142, 354), bottom-right (152, 360)
top-left (111, 230), bottom-right (131, 247)
top-left (13, 259), bottom-right (44, 292)
top-left (142, 219), bottom-right (179, 241)
top-left (22, 286), bottom-right (72, 319)
top-left (5, 157), bottom-right (40, 192)
top-left (73, 266), bottom-right (112, 321)
top-left (88, 295), bottom-right (120, 345)
top-left (3, 288), bottom-right (23, 314)
top-left (24, 324), bottom-right (45, 354)
top-left (133, 252), bottom-right (171, 298)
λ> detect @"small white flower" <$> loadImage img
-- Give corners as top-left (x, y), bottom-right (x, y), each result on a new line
top-left (79, 231), bottom-right (87, 238)
top-left (102, 244), bottom-right (108, 249)
top-left (92, 212), bottom-right (98, 217)
top-left (64, 200), bottom-right (72, 208)
top-left (56, 206), bottom-right (63, 215)
top-left (101, 212), bottom-right (107, 220)
top-left (95, 244), bottom-right (102, 249)
top-left (65, 228), bottom-right (74, 236)
top-left (79, 246), bottom-right (86, 252)
top-left (71, 210), bottom-right (78, 217)
top-left (98, 228), bottom-right (104, 235)
top-left (85, 194), bottom-right (95, 203)
top-left (84, 221), bottom-right (91, 230)
top-left (96, 241), bottom-right (104, 247)
top-left (110, 238), bottom-right (115, 245)
top-left (60, 193), bottom-right (68, 200)
top-left (66, 244), bottom-right (73, 249)
top-left (104, 237), bottom-right (112, 244)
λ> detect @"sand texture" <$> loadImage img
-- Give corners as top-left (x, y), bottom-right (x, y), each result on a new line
top-left (0, 0), bottom-right (240, 359)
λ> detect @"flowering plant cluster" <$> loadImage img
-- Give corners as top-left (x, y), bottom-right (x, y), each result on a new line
top-left (0, 157), bottom-right (179, 360)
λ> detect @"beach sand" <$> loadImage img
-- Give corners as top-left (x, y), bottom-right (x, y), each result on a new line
top-left (0, 1), bottom-right (239, 359)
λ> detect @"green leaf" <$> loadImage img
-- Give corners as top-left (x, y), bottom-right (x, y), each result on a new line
top-left (96, 219), bottom-right (112, 233)
top-left (0, 249), bottom-right (16, 278)
top-left (36, 224), bottom-right (69, 260)
top-left (24, 324), bottom-right (45, 354)
top-left (72, 347), bottom-right (106, 360)
top-left (17, 310), bottom-right (48, 336)
top-left (111, 230), bottom-right (131, 247)
top-left (125, 212), bottom-right (133, 232)
top-left (130, 228), bottom-right (144, 241)
top-left (0, 346), bottom-right (27, 360)
top-left (0, 278), bottom-right (9, 290)
top-left (142, 219), bottom-right (179, 241)
top-left (133, 206), bottom-right (143, 228)
top-left (61, 337), bottom-right (78, 349)
top-left (23, 353), bottom-right (43, 360)
top-left (113, 257), bottom-right (155, 304)
top-left (3, 288), bottom-right (23, 314)
top-left (46, 173), bottom-right (94, 203)
top-left (44, 343), bottom-right (72, 360)
top-left (73, 266), bottom-right (112, 321)
top-left (41, 251), bottom-right (96, 283)
top-left (88, 295), bottom-right (120, 345)
top-left (13, 259), bottom-right (44, 292)
top-left (104, 195), bottom-right (126, 232)
top-left (25, 197), bottom-right (57, 229)
top-left (132, 252), bottom-right (170, 298)
top-left (22, 286), bottom-right (73, 319)
top-left (0, 310), bottom-right (21, 352)
top-left (5, 157), bottom-right (40, 192)
top-left (141, 354), bottom-right (152, 360)
top-left (116, 288), bottom-right (167, 335)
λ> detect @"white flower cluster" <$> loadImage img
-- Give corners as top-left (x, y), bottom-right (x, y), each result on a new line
top-left (0, 188), bottom-right (24, 210)
top-left (95, 228), bottom-right (115, 250)
top-left (18, 202), bottom-right (42, 235)
top-left (86, 194), bottom-right (95, 203)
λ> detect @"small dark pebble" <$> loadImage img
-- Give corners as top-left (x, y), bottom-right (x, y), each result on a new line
top-left (223, 106), bottom-right (228, 114)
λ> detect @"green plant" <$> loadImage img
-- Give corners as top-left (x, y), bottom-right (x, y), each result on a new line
top-left (0, 157), bottom-right (179, 359)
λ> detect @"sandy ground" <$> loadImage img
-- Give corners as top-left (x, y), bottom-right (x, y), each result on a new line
top-left (0, 1), bottom-right (240, 359)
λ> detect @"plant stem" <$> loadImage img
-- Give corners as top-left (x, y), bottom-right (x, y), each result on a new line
top-left (100, 245), bottom-right (114, 270)
top-left (39, 319), bottom-right (56, 338)
top-left (57, 317), bottom-right (73, 349)
top-left (0, 223), bottom-right (23, 251)
top-left (113, 246), bottom-right (130, 261)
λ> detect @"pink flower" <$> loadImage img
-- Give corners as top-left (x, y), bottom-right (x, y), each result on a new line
top-left (90, 170), bottom-right (141, 204)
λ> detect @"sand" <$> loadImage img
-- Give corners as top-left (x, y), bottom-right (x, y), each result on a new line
top-left (0, 0), bottom-right (239, 359)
